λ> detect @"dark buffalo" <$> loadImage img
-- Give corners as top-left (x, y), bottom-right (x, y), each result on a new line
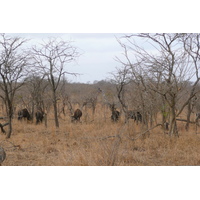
top-left (164, 122), bottom-right (169, 131)
top-left (111, 110), bottom-right (120, 122)
top-left (71, 109), bottom-right (82, 122)
top-left (196, 113), bottom-right (200, 121)
top-left (135, 112), bottom-right (142, 123)
top-left (0, 146), bottom-right (6, 166)
top-left (127, 110), bottom-right (142, 123)
top-left (35, 110), bottom-right (44, 124)
top-left (109, 103), bottom-right (120, 122)
top-left (18, 108), bottom-right (31, 121)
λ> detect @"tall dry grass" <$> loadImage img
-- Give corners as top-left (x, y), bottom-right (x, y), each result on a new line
top-left (1, 108), bottom-right (200, 166)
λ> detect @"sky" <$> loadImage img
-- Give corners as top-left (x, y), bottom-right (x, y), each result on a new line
top-left (8, 33), bottom-right (127, 84)
top-left (4, 0), bottom-right (200, 84)
top-left (7, 32), bottom-right (200, 84)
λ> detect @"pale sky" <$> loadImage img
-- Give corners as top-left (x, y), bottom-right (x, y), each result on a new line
top-left (9, 33), bottom-right (126, 83)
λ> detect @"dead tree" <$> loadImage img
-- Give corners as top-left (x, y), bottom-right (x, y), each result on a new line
top-left (82, 88), bottom-right (102, 121)
top-left (0, 34), bottom-right (30, 138)
top-left (182, 34), bottom-right (200, 131)
top-left (31, 38), bottom-right (80, 128)
top-left (115, 33), bottom-right (200, 136)
top-left (0, 122), bottom-right (9, 134)
top-left (111, 65), bottom-right (130, 123)
top-left (25, 74), bottom-right (48, 121)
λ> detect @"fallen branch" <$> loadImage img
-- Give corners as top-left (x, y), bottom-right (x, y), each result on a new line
top-left (176, 118), bottom-right (196, 124)
top-left (0, 140), bottom-right (23, 151)
top-left (100, 135), bottom-right (120, 140)
top-left (128, 123), bottom-right (162, 141)
top-left (0, 123), bottom-right (9, 134)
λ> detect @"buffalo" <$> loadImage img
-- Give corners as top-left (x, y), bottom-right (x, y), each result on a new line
top-left (18, 108), bottom-right (31, 121)
top-left (35, 110), bottom-right (44, 124)
top-left (109, 103), bottom-right (120, 122)
top-left (0, 146), bottom-right (6, 166)
top-left (164, 122), bottom-right (169, 131)
top-left (71, 109), bottom-right (82, 122)
top-left (127, 110), bottom-right (142, 123)
top-left (196, 113), bottom-right (200, 121)
top-left (111, 110), bottom-right (120, 122)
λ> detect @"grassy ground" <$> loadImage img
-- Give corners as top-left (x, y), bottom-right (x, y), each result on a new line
top-left (1, 110), bottom-right (200, 166)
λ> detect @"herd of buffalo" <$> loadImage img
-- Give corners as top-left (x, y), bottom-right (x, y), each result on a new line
top-left (111, 109), bottom-right (142, 123)
top-left (0, 107), bottom-right (142, 166)
top-left (17, 107), bottom-right (84, 124)
top-left (18, 108), bottom-right (44, 124)
top-left (17, 107), bottom-right (142, 124)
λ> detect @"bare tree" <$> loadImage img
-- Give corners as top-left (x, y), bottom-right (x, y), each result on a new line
top-left (114, 33), bottom-right (200, 136)
top-left (57, 78), bottom-right (74, 117)
top-left (25, 74), bottom-right (48, 121)
top-left (182, 34), bottom-right (200, 130)
top-left (0, 34), bottom-right (30, 138)
top-left (31, 38), bottom-right (79, 128)
top-left (111, 66), bottom-right (129, 122)
top-left (82, 87), bottom-right (103, 121)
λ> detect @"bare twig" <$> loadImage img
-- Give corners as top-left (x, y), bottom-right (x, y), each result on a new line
top-left (0, 122), bottom-right (9, 134)
top-left (0, 140), bottom-right (22, 150)
top-left (176, 118), bottom-right (196, 124)
top-left (107, 123), bottom-right (127, 166)
top-left (100, 135), bottom-right (120, 140)
top-left (128, 124), bottom-right (162, 141)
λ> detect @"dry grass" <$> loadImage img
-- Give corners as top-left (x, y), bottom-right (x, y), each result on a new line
top-left (1, 110), bottom-right (200, 166)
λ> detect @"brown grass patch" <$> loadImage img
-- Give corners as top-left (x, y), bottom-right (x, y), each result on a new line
top-left (1, 116), bottom-right (200, 166)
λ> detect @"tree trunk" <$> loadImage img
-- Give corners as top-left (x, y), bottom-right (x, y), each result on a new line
top-left (52, 91), bottom-right (59, 128)
top-left (169, 107), bottom-right (179, 137)
top-left (30, 101), bottom-right (35, 123)
top-left (6, 115), bottom-right (12, 139)
top-left (44, 113), bottom-right (47, 128)
top-left (185, 102), bottom-right (192, 131)
top-left (5, 100), bottom-right (13, 139)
